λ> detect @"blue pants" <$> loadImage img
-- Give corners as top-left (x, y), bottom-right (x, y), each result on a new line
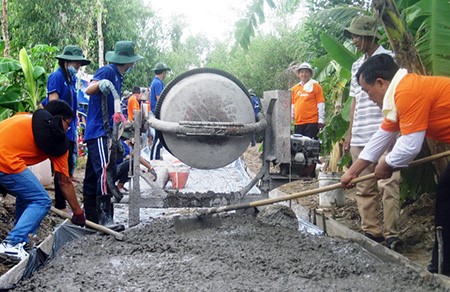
top-left (0, 168), bottom-right (52, 245)
top-left (150, 136), bottom-right (163, 160)
top-left (83, 137), bottom-right (109, 199)
top-left (83, 137), bottom-right (110, 223)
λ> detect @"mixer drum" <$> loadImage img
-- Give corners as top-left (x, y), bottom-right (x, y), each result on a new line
top-left (155, 68), bottom-right (255, 169)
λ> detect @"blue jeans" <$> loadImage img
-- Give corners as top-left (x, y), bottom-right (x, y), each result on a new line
top-left (0, 168), bottom-right (52, 245)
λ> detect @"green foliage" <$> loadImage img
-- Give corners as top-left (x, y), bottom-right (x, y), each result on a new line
top-left (19, 48), bottom-right (46, 110)
top-left (234, 0), bottom-right (276, 50)
top-left (405, 0), bottom-right (450, 76)
top-left (0, 46), bottom-right (50, 120)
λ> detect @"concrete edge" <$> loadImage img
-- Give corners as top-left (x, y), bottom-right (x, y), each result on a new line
top-left (0, 220), bottom-right (63, 290)
top-left (310, 205), bottom-right (450, 288)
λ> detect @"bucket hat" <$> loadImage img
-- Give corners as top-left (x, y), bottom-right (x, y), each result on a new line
top-left (32, 109), bottom-right (69, 157)
top-left (152, 62), bottom-right (171, 72)
top-left (105, 41), bottom-right (144, 64)
top-left (56, 45), bottom-right (91, 66)
top-left (295, 62), bottom-right (315, 77)
top-left (344, 15), bottom-right (382, 39)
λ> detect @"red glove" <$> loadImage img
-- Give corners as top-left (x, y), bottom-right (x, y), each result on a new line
top-left (113, 112), bottom-right (126, 123)
top-left (71, 211), bottom-right (86, 227)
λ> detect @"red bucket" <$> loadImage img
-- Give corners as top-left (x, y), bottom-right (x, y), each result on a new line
top-left (168, 171), bottom-right (189, 189)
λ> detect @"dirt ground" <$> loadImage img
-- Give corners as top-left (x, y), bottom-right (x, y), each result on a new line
top-left (0, 147), bottom-right (442, 291)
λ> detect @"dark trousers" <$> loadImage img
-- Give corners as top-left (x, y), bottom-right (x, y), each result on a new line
top-left (294, 123), bottom-right (319, 139)
top-left (54, 140), bottom-right (76, 210)
top-left (150, 136), bottom-right (163, 160)
top-left (83, 137), bottom-right (108, 223)
top-left (431, 161), bottom-right (450, 273)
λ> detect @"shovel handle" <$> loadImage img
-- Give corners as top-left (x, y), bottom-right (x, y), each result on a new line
top-left (202, 150), bottom-right (450, 215)
top-left (50, 206), bottom-right (125, 241)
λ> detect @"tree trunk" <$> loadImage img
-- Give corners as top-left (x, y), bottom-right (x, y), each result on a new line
top-left (1, 0), bottom-right (10, 57)
top-left (372, 0), bottom-right (426, 74)
top-left (97, 0), bottom-right (104, 67)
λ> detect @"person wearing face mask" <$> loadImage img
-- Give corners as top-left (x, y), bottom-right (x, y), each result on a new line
top-left (45, 45), bottom-right (91, 214)
top-left (83, 41), bottom-right (143, 224)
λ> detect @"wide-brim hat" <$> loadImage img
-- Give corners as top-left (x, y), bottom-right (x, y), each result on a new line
top-left (32, 109), bottom-right (68, 157)
top-left (105, 41), bottom-right (144, 64)
top-left (152, 62), bottom-right (171, 72)
top-left (344, 15), bottom-right (382, 39)
top-left (295, 62), bottom-right (315, 77)
top-left (56, 45), bottom-right (91, 66)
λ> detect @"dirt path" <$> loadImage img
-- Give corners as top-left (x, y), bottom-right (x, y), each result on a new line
top-left (15, 213), bottom-right (444, 291)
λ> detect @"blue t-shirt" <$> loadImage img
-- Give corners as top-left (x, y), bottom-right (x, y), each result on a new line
top-left (149, 76), bottom-right (164, 113)
top-left (84, 64), bottom-right (123, 141)
top-left (46, 67), bottom-right (78, 141)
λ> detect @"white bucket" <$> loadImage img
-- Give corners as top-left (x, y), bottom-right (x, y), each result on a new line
top-left (318, 171), bottom-right (345, 207)
top-left (28, 159), bottom-right (53, 187)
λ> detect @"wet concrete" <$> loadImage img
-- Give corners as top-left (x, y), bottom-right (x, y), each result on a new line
top-left (15, 212), bottom-right (443, 291)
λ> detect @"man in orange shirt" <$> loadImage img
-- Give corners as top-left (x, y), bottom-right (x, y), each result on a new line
top-left (340, 54), bottom-right (450, 275)
top-left (290, 62), bottom-right (325, 139)
top-left (127, 86), bottom-right (142, 122)
top-left (0, 100), bottom-right (85, 261)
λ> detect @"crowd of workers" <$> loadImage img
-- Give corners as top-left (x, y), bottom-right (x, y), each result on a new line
top-left (1, 13), bottom-right (450, 278)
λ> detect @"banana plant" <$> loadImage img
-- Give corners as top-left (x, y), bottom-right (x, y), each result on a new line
top-left (315, 32), bottom-right (357, 172)
top-left (0, 47), bottom-right (48, 120)
top-left (19, 48), bottom-right (47, 111)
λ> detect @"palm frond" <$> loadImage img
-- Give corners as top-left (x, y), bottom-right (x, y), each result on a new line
top-left (406, 0), bottom-right (450, 76)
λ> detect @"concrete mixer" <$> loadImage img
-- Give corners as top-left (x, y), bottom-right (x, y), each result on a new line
top-left (127, 68), bottom-right (320, 225)
top-left (147, 68), bottom-right (320, 189)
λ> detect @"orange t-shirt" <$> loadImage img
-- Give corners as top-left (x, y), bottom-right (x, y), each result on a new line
top-left (127, 95), bottom-right (140, 122)
top-left (0, 114), bottom-right (69, 176)
top-left (381, 74), bottom-right (450, 143)
top-left (291, 82), bottom-right (325, 125)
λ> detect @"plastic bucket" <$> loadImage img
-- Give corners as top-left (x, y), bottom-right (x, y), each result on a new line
top-left (168, 171), bottom-right (189, 189)
top-left (318, 172), bottom-right (345, 207)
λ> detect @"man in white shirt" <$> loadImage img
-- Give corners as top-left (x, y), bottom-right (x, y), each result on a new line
top-left (343, 15), bottom-right (402, 250)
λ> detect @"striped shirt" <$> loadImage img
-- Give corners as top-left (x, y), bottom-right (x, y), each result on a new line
top-left (350, 46), bottom-right (394, 146)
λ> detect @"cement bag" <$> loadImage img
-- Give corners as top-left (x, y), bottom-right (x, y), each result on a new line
top-left (28, 159), bottom-right (52, 187)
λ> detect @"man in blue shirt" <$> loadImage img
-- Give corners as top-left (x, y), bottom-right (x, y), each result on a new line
top-left (149, 62), bottom-right (170, 160)
top-left (83, 41), bottom-right (143, 224)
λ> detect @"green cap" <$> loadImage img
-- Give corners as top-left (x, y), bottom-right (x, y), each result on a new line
top-left (344, 15), bottom-right (382, 39)
top-left (56, 45), bottom-right (91, 66)
top-left (152, 62), bottom-right (171, 72)
top-left (105, 41), bottom-right (144, 64)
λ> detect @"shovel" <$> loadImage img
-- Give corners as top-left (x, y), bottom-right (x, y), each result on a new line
top-left (51, 206), bottom-right (125, 241)
top-left (197, 150), bottom-right (450, 216)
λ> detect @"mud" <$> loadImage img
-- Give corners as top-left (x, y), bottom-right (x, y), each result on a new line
top-left (15, 213), bottom-right (443, 291)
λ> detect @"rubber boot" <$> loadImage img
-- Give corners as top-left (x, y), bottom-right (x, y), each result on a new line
top-left (83, 196), bottom-right (98, 224)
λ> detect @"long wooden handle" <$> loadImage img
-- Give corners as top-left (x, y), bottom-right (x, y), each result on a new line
top-left (201, 150), bottom-right (450, 215)
top-left (50, 206), bottom-right (125, 241)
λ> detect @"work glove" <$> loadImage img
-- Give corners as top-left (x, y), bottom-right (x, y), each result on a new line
top-left (113, 112), bottom-right (126, 123)
top-left (71, 211), bottom-right (86, 227)
top-left (99, 79), bottom-right (114, 96)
